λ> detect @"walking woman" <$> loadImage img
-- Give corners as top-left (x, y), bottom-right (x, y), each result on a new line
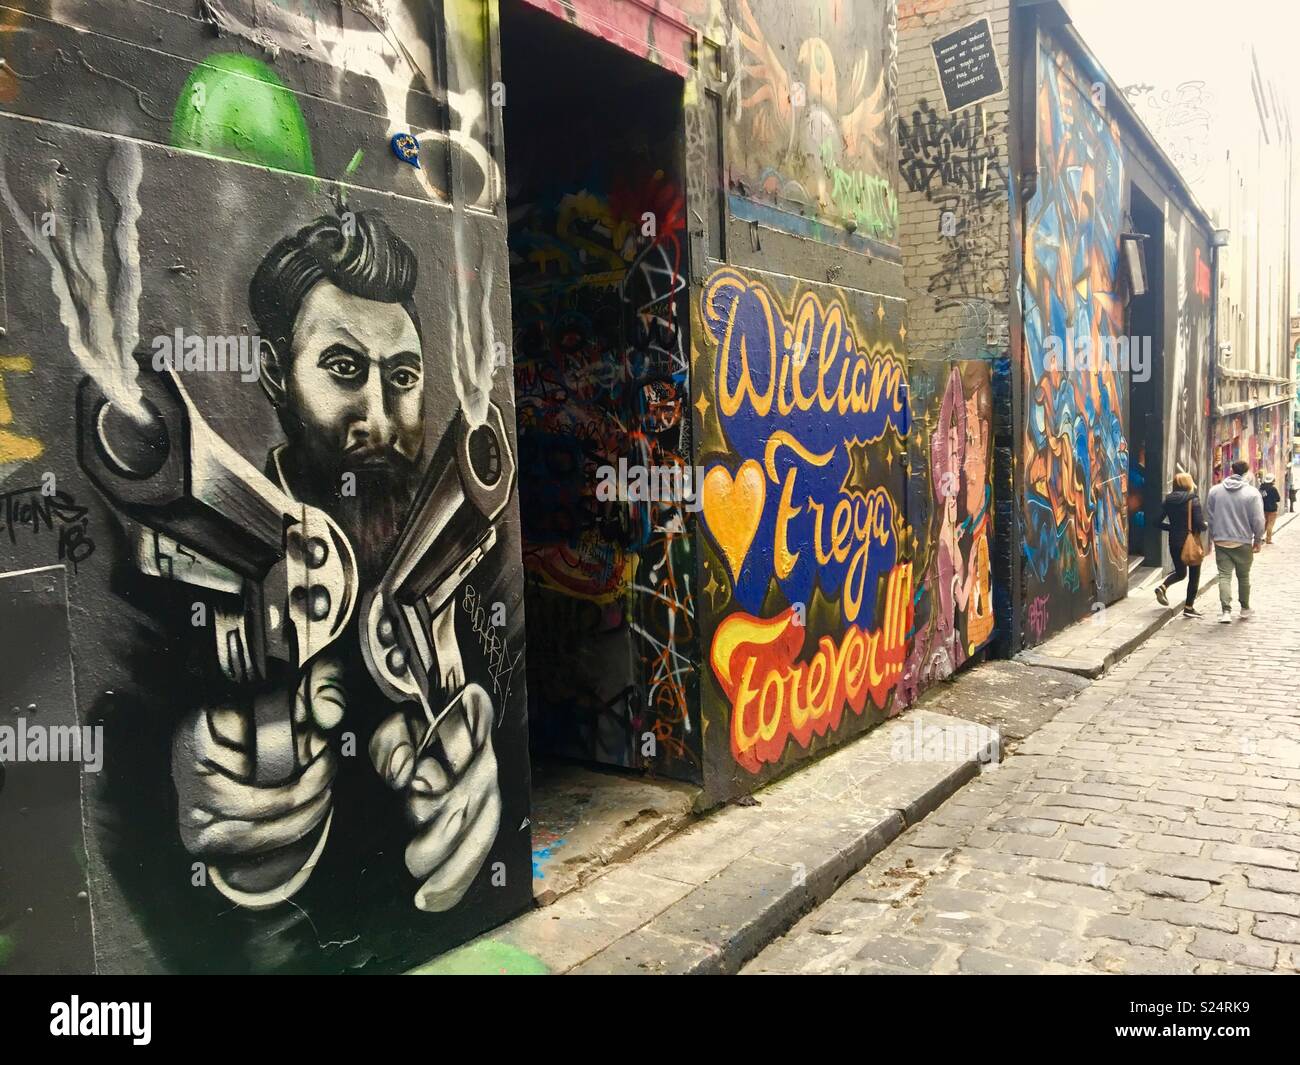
top-left (1155, 472), bottom-right (1208, 617)
top-left (1259, 471), bottom-right (1281, 543)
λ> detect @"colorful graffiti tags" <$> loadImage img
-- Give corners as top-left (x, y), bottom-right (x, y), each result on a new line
top-left (695, 266), bottom-right (911, 791)
top-left (727, 0), bottom-right (896, 241)
top-left (507, 120), bottom-right (698, 773)
top-left (1020, 42), bottom-right (1128, 642)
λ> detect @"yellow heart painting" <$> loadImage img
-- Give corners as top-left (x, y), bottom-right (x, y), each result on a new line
top-left (702, 460), bottom-right (766, 583)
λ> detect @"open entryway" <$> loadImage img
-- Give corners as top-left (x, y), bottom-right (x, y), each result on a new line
top-left (1126, 185), bottom-right (1165, 571)
top-left (498, 0), bottom-right (700, 901)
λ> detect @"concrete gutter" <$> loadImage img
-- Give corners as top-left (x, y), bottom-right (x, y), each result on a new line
top-left (411, 711), bottom-right (998, 975)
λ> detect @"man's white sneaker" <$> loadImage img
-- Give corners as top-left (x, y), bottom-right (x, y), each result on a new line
top-left (1240, 608), bottom-right (1254, 620)
top-left (1218, 610), bottom-right (1233, 624)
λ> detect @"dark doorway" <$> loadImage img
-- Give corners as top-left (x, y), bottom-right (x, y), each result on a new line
top-left (1127, 186), bottom-right (1165, 567)
top-left (500, 0), bottom-right (697, 779)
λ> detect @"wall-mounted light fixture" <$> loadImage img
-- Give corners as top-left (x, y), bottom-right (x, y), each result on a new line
top-left (1213, 228), bottom-right (1231, 247)
top-left (1120, 232), bottom-right (1148, 297)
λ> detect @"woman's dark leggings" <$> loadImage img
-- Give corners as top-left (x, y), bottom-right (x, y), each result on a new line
top-left (1162, 559), bottom-right (1201, 606)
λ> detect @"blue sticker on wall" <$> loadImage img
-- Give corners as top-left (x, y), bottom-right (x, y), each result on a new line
top-left (390, 132), bottom-right (420, 169)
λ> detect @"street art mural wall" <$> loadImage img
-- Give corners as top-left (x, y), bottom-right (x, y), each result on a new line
top-left (0, 0), bottom-right (532, 974)
top-left (724, 0), bottom-right (898, 247)
top-left (1165, 210), bottom-right (1213, 498)
top-left (1019, 39), bottom-right (1128, 646)
top-left (1213, 407), bottom-right (1288, 488)
top-left (502, 9), bottom-right (699, 779)
top-left (901, 359), bottom-right (995, 703)
top-left (692, 265), bottom-right (915, 800)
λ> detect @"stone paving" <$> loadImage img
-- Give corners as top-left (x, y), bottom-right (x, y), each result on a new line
top-left (745, 522), bottom-right (1300, 975)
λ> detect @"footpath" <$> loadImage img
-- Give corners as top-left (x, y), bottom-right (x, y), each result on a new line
top-left (747, 513), bottom-right (1300, 975)
top-left (415, 511), bottom-right (1300, 975)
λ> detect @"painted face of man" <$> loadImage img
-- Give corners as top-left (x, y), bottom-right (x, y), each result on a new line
top-left (285, 281), bottom-right (424, 470)
top-left (279, 281), bottom-right (425, 581)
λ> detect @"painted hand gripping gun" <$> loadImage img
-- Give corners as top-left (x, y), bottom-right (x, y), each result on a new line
top-left (78, 365), bottom-right (515, 906)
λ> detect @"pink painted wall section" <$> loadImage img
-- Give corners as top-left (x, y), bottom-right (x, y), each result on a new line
top-left (520, 0), bottom-right (697, 77)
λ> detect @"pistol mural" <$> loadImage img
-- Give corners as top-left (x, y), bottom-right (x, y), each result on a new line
top-left (0, 0), bottom-right (530, 974)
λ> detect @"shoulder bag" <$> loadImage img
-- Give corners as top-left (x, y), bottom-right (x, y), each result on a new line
top-left (1181, 498), bottom-right (1205, 565)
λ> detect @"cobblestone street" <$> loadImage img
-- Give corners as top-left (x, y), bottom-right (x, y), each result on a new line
top-left (745, 521), bottom-right (1300, 976)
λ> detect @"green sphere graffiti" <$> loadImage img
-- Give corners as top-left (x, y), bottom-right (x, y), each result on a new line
top-left (171, 53), bottom-right (315, 176)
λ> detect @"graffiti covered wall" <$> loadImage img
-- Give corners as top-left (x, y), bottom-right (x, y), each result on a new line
top-left (692, 264), bottom-right (914, 801)
top-left (0, 0), bottom-right (532, 973)
top-left (901, 358), bottom-right (995, 702)
top-left (724, 0), bottom-right (899, 248)
top-left (1213, 407), bottom-right (1289, 488)
top-left (1019, 36), bottom-right (1128, 645)
top-left (502, 15), bottom-right (699, 777)
top-left (894, 0), bottom-right (1012, 656)
top-left (1163, 207), bottom-right (1213, 506)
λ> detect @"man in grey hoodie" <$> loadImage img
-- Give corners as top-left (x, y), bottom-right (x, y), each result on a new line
top-left (1205, 460), bottom-right (1266, 623)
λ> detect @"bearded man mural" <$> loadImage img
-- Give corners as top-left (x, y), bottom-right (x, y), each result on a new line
top-left (67, 208), bottom-right (515, 971)
top-left (168, 211), bottom-right (501, 918)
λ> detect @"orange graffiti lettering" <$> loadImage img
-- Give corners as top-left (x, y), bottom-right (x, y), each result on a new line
top-left (711, 563), bottom-right (913, 773)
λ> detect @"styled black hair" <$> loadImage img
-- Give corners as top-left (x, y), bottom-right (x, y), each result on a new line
top-left (1232, 459), bottom-right (1250, 476)
top-left (250, 210), bottom-right (420, 366)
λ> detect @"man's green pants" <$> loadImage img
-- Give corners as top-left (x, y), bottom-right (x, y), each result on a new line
top-left (1215, 544), bottom-right (1254, 610)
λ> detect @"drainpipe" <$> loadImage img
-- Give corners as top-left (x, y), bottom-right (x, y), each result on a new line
top-left (1210, 227), bottom-right (1231, 480)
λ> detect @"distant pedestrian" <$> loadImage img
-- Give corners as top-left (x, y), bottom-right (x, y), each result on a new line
top-left (1259, 471), bottom-right (1281, 542)
top-left (1287, 465), bottom-right (1296, 512)
top-left (1154, 472), bottom-right (1207, 618)
top-left (1205, 459), bottom-right (1265, 623)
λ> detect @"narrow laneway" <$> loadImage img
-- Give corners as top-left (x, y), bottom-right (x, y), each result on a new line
top-left (746, 525), bottom-right (1300, 975)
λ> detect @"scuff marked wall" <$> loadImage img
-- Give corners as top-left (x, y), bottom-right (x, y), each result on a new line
top-left (0, 0), bottom-right (531, 974)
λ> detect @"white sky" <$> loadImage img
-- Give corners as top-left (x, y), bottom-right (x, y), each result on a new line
top-left (1067, 0), bottom-right (1299, 311)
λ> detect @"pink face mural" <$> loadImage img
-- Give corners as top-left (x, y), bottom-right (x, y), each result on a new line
top-left (899, 362), bottom-right (994, 706)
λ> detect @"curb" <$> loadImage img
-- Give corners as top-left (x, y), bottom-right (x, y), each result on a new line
top-left (412, 715), bottom-right (998, 976)
top-left (570, 755), bottom-right (985, 975)
top-left (1016, 510), bottom-right (1298, 681)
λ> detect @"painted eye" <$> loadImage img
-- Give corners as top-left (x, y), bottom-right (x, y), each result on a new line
top-left (323, 354), bottom-right (361, 380)
top-left (389, 367), bottom-right (420, 390)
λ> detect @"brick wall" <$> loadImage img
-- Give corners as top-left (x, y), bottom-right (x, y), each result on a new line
top-left (896, 0), bottom-right (1012, 360)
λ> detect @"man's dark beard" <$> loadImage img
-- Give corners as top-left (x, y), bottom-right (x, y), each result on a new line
top-left (333, 452), bottom-right (421, 584)
top-left (280, 440), bottom-right (422, 585)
